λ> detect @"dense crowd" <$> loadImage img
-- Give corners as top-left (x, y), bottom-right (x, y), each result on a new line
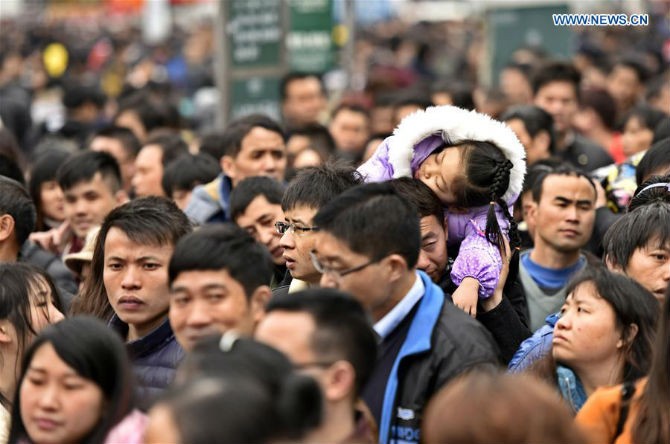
top-left (1, 5), bottom-right (670, 444)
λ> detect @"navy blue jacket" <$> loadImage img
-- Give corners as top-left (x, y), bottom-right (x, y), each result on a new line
top-left (110, 315), bottom-right (184, 409)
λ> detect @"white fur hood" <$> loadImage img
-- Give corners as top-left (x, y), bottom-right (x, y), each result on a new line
top-left (388, 105), bottom-right (526, 203)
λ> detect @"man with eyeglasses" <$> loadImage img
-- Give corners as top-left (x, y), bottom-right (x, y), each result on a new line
top-left (255, 288), bottom-right (378, 443)
top-left (312, 183), bottom-right (499, 444)
top-left (273, 163), bottom-right (363, 297)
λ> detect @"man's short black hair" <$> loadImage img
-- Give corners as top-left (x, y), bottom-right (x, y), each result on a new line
top-left (0, 154), bottom-right (25, 186)
top-left (531, 164), bottom-right (596, 203)
top-left (201, 115), bottom-right (285, 161)
top-left (612, 56), bottom-right (650, 83)
top-left (388, 178), bottom-right (442, 222)
top-left (0, 176), bottom-right (36, 246)
top-left (281, 163), bottom-right (362, 212)
top-left (57, 150), bottom-right (122, 193)
top-left (331, 103), bottom-right (370, 121)
top-left (169, 223), bottom-right (273, 297)
top-left (230, 176), bottom-right (285, 221)
top-left (314, 182), bottom-right (420, 268)
top-left (636, 138), bottom-right (670, 185)
top-left (604, 202), bottom-right (670, 270)
top-left (501, 105), bottom-right (556, 154)
top-left (143, 131), bottom-right (190, 166)
top-left (266, 288), bottom-right (377, 394)
top-left (91, 125), bottom-right (142, 158)
top-left (280, 72), bottom-right (325, 102)
top-left (162, 153), bottom-right (221, 197)
top-left (531, 61), bottom-right (581, 99)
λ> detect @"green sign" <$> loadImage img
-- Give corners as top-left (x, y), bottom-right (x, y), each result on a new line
top-left (230, 76), bottom-right (281, 121)
top-left (486, 4), bottom-right (574, 86)
top-left (287, 0), bottom-right (334, 72)
top-left (227, 0), bottom-right (282, 68)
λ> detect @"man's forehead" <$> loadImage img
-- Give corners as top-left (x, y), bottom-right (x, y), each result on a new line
top-left (64, 172), bottom-right (114, 195)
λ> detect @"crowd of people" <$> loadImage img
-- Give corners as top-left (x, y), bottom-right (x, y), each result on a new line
top-left (2, 5), bottom-right (670, 444)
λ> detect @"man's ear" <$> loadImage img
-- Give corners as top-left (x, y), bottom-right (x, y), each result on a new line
top-left (605, 255), bottom-right (624, 274)
top-left (250, 285), bottom-right (271, 323)
top-left (0, 214), bottom-right (15, 242)
top-left (386, 254), bottom-right (409, 284)
top-left (323, 360), bottom-right (356, 402)
top-left (525, 201), bottom-right (538, 225)
top-left (220, 156), bottom-right (236, 181)
top-left (442, 215), bottom-right (449, 243)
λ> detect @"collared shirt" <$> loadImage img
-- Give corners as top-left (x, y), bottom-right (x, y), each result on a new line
top-left (374, 272), bottom-right (423, 340)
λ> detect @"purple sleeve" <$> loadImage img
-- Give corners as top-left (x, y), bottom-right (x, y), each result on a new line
top-left (357, 137), bottom-right (394, 182)
top-left (449, 221), bottom-right (503, 299)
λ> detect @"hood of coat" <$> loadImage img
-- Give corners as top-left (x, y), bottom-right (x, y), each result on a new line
top-left (387, 105), bottom-right (527, 204)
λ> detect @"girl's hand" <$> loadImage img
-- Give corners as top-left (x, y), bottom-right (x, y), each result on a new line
top-left (452, 277), bottom-right (480, 317)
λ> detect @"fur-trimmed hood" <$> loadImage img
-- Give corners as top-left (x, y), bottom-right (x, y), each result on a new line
top-left (388, 105), bottom-right (526, 203)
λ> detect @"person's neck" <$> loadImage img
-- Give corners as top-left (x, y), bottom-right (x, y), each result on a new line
top-left (302, 401), bottom-right (356, 443)
top-left (126, 314), bottom-right (167, 342)
top-left (529, 243), bottom-right (581, 270)
top-left (0, 243), bottom-right (18, 262)
top-left (556, 129), bottom-right (573, 151)
top-left (0, 365), bottom-right (14, 405)
top-left (584, 126), bottom-right (613, 150)
top-left (574, 356), bottom-right (623, 397)
top-left (372, 270), bottom-right (417, 323)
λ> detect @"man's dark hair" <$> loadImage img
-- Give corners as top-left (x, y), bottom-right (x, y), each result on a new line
top-left (388, 177), bottom-right (442, 222)
top-left (331, 103), bottom-right (370, 121)
top-left (287, 124), bottom-right (336, 160)
top-left (266, 288), bottom-right (377, 394)
top-left (622, 105), bottom-right (667, 136)
top-left (603, 201), bottom-right (670, 270)
top-left (62, 84), bottom-right (105, 111)
top-left (430, 80), bottom-right (475, 110)
top-left (0, 176), bottom-right (36, 246)
top-left (531, 164), bottom-right (596, 203)
top-left (169, 223), bottom-right (273, 297)
top-left (143, 131), bottom-right (190, 166)
top-left (115, 92), bottom-right (181, 133)
top-left (577, 88), bottom-right (618, 131)
top-left (635, 138), bottom-right (670, 185)
top-left (280, 72), bottom-right (325, 102)
top-left (162, 153), bottom-right (221, 197)
top-left (230, 176), bottom-right (285, 221)
top-left (281, 163), bottom-right (362, 212)
top-left (91, 125), bottom-right (142, 158)
top-left (531, 61), bottom-right (581, 99)
top-left (57, 150), bottom-right (122, 193)
top-left (201, 115), bottom-right (285, 161)
top-left (0, 154), bottom-right (25, 186)
top-left (314, 182), bottom-right (420, 268)
top-left (501, 105), bottom-right (556, 154)
top-left (612, 56), bottom-right (650, 83)
top-left (80, 197), bottom-right (193, 321)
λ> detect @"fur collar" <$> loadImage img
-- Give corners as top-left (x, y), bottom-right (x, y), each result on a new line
top-left (388, 105), bottom-right (526, 203)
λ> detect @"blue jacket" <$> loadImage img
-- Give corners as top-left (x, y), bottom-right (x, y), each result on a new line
top-left (183, 174), bottom-right (232, 225)
top-left (378, 271), bottom-right (499, 444)
top-left (110, 315), bottom-right (185, 410)
top-left (508, 312), bottom-right (559, 372)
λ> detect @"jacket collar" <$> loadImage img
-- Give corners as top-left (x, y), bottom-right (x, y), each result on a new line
top-left (109, 315), bottom-right (176, 359)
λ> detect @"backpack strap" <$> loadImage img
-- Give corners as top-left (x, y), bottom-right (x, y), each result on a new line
top-left (614, 380), bottom-right (636, 441)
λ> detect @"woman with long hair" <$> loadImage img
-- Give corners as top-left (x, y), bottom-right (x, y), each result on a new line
top-left (576, 286), bottom-right (670, 443)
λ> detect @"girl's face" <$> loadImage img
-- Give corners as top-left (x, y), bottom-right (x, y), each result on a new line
top-left (20, 343), bottom-right (104, 444)
top-left (39, 181), bottom-right (65, 222)
top-left (29, 278), bottom-right (64, 333)
top-left (415, 148), bottom-right (462, 205)
top-left (552, 282), bottom-right (623, 372)
top-left (622, 116), bottom-right (654, 157)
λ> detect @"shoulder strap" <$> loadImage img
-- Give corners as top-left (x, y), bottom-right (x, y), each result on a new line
top-left (614, 380), bottom-right (636, 441)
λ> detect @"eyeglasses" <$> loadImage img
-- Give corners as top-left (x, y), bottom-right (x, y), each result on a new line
top-left (309, 251), bottom-right (377, 280)
top-left (275, 221), bottom-right (320, 236)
